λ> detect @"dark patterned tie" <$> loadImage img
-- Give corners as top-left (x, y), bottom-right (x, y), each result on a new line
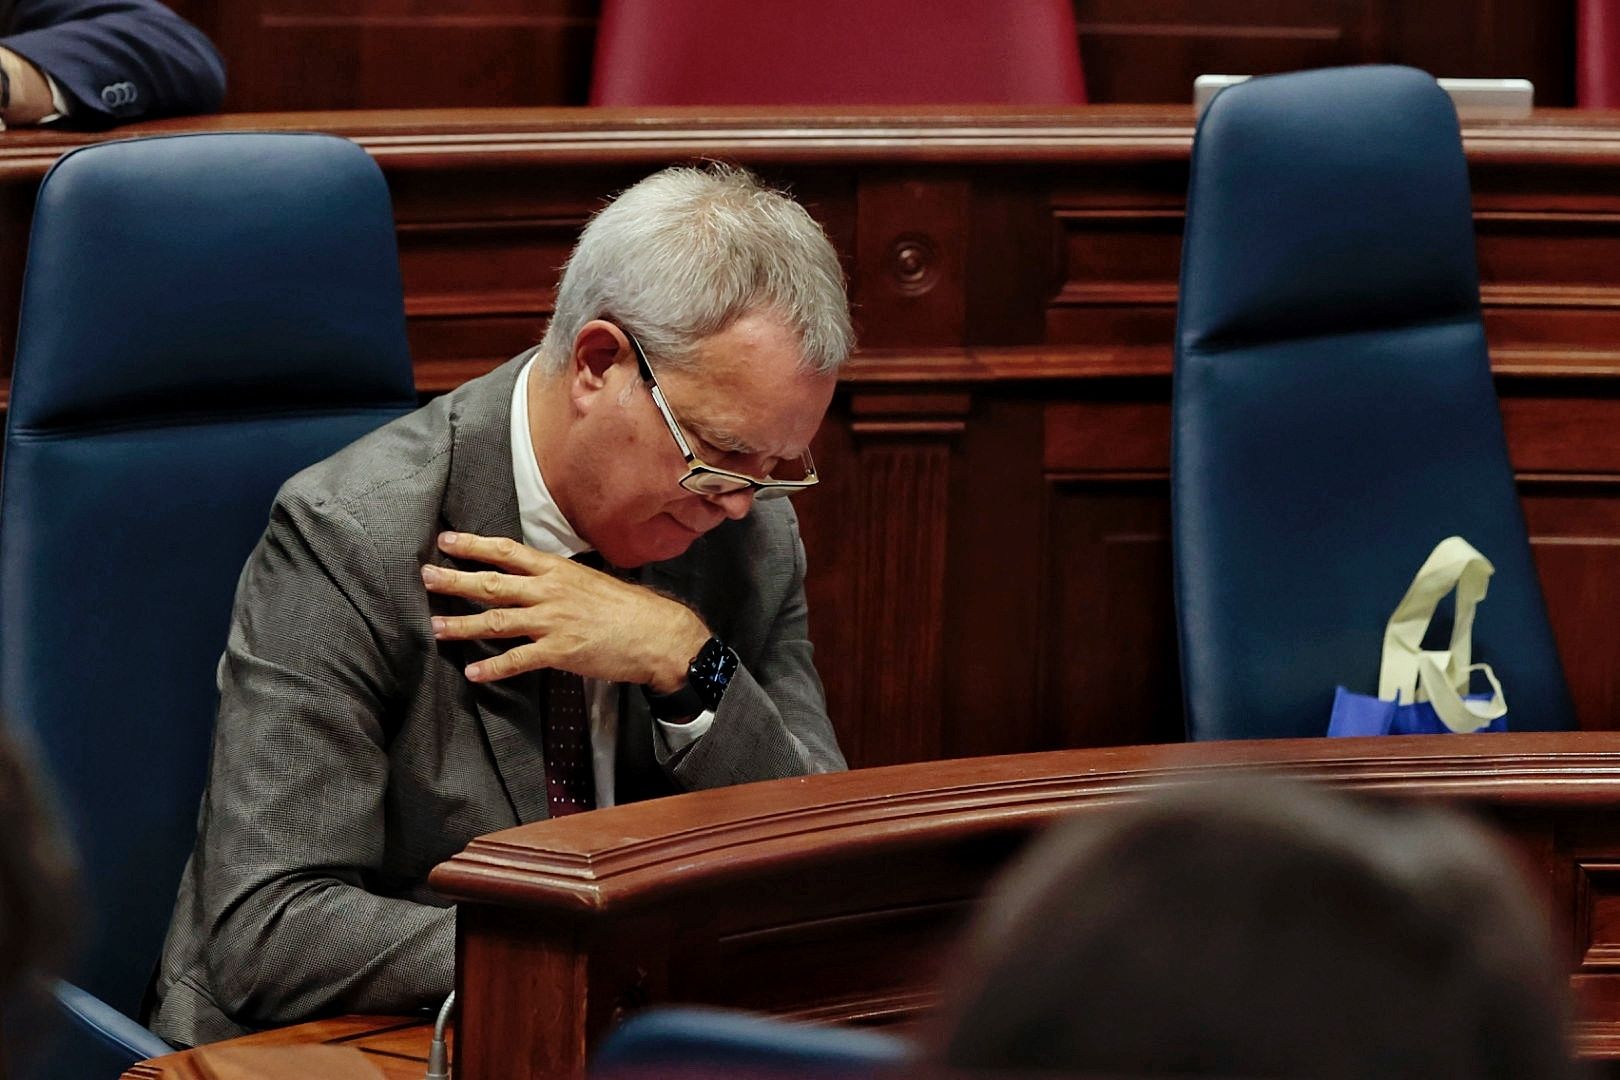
top-left (544, 665), bottom-right (595, 817)
top-left (543, 550), bottom-right (602, 818)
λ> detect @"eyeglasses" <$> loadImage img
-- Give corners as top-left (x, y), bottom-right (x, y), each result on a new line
top-left (620, 328), bottom-right (819, 502)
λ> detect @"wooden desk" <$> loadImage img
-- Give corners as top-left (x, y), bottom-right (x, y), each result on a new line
top-left (124, 1016), bottom-right (432, 1079)
top-left (126, 731), bottom-right (1620, 1078)
top-left (8, 107), bottom-right (1620, 766)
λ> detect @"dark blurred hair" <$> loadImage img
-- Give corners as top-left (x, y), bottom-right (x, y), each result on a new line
top-left (930, 777), bottom-right (1579, 1079)
top-left (0, 723), bottom-right (78, 1010)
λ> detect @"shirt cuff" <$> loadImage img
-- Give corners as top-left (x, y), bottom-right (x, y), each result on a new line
top-left (37, 71), bottom-right (67, 124)
top-left (654, 709), bottom-right (715, 753)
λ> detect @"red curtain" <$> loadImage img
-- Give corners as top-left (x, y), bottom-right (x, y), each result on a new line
top-left (1578, 0), bottom-right (1620, 107)
top-left (590, 0), bottom-right (1086, 107)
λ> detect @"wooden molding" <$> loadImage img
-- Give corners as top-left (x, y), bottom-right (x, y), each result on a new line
top-left (430, 732), bottom-right (1620, 908)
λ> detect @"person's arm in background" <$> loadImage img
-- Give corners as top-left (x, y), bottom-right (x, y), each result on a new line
top-left (0, 0), bottom-right (225, 126)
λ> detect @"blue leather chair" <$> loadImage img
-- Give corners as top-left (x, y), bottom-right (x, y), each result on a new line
top-left (1171, 66), bottom-right (1576, 741)
top-left (592, 1007), bottom-right (912, 1078)
top-left (0, 132), bottom-right (418, 1076)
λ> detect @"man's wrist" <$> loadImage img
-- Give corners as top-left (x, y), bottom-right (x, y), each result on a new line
top-left (647, 615), bottom-right (712, 694)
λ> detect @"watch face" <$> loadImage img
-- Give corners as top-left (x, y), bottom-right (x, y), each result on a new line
top-left (692, 637), bottom-right (738, 710)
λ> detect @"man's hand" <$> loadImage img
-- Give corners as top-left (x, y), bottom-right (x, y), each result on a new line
top-left (421, 531), bottom-right (711, 691)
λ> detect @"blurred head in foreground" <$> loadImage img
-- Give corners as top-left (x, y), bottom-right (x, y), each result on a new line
top-left (931, 777), bottom-right (1578, 1079)
top-left (0, 722), bottom-right (78, 1066)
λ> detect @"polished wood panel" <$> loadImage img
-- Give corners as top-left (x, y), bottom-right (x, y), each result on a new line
top-left (1043, 479), bottom-right (1181, 747)
top-left (1075, 0), bottom-right (1364, 105)
top-left (5, 107), bottom-right (1620, 766)
top-left (1073, 0), bottom-right (1574, 106)
top-left (209, 1), bottom-right (597, 112)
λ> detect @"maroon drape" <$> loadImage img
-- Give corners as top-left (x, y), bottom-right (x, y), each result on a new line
top-left (590, 0), bottom-right (1086, 107)
top-left (1578, 0), bottom-right (1620, 107)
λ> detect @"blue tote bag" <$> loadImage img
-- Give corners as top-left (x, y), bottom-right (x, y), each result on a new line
top-left (1328, 536), bottom-right (1508, 737)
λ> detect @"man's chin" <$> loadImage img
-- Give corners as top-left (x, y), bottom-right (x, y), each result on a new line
top-left (601, 517), bottom-right (706, 568)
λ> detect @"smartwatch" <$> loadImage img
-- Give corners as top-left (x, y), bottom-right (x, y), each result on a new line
top-left (644, 636), bottom-right (737, 720)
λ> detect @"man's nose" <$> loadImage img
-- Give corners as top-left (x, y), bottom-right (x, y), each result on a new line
top-left (707, 489), bottom-right (755, 520)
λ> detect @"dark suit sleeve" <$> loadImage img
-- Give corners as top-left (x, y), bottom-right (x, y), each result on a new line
top-left (3, 0), bottom-right (226, 123)
top-left (663, 504), bottom-right (847, 787)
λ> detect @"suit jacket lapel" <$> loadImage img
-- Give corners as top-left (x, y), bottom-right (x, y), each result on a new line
top-left (614, 682), bottom-right (675, 804)
top-left (434, 351), bottom-right (553, 824)
top-left (611, 544), bottom-right (705, 804)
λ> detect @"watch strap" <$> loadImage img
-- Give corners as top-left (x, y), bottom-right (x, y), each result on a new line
top-left (645, 636), bottom-right (736, 719)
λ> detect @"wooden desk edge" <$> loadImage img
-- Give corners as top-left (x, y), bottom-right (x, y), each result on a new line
top-left (123, 1016), bottom-right (429, 1079)
top-left (431, 732), bottom-right (1620, 909)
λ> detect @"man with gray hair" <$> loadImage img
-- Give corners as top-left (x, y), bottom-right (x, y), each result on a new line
top-left (149, 165), bottom-right (853, 1046)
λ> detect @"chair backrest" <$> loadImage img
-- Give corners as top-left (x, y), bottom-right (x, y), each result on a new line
top-left (1171, 66), bottom-right (1575, 740)
top-left (590, 0), bottom-right (1085, 106)
top-left (0, 133), bottom-right (418, 1054)
top-left (592, 1007), bottom-right (911, 1078)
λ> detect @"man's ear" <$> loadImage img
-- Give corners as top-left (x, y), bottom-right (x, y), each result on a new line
top-left (569, 321), bottom-right (630, 410)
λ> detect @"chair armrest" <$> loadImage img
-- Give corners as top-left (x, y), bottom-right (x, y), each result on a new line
top-left (51, 978), bottom-right (173, 1064)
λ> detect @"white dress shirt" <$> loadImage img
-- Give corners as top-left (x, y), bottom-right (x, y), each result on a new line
top-left (509, 354), bottom-right (713, 808)
top-left (42, 73), bottom-right (67, 122)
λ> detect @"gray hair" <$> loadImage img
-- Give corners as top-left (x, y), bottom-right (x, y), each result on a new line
top-left (537, 164), bottom-right (853, 377)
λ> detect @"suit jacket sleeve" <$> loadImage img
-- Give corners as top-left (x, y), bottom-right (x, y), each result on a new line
top-left (3, 0), bottom-right (225, 123)
top-left (190, 484), bottom-right (453, 1026)
top-left (662, 504), bottom-right (847, 786)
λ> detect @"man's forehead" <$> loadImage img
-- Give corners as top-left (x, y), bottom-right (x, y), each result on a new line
top-left (690, 311), bottom-right (807, 368)
top-left (681, 405), bottom-right (791, 458)
top-left (684, 415), bottom-right (758, 453)
top-left (665, 366), bottom-right (830, 458)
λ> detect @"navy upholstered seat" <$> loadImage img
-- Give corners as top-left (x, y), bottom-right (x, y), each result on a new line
top-left (0, 133), bottom-right (417, 1075)
top-left (1171, 66), bottom-right (1575, 741)
top-left (592, 1006), bottom-right (911, 1078)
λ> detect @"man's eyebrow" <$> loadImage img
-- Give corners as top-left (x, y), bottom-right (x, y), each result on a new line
top-left (687, 419), bottom-right (762, 456)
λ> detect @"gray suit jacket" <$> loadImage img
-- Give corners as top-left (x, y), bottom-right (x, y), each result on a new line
top-left (150, 356), bottom-right (844, 1047)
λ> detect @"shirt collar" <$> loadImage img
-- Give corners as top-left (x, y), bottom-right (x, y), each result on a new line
top-left (510, 353), bottom-right (591, 559)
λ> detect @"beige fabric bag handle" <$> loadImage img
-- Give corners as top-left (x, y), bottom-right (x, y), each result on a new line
top-left (1377, 536), bottom-right (1507, 734)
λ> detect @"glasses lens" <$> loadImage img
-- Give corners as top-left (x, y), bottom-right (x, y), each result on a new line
top-left (682, 470), bottom-right (751, 496)
top-left (765, 454), bottom-right (813, 483)
top-left (754, 486), bottom-right (797, 501)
